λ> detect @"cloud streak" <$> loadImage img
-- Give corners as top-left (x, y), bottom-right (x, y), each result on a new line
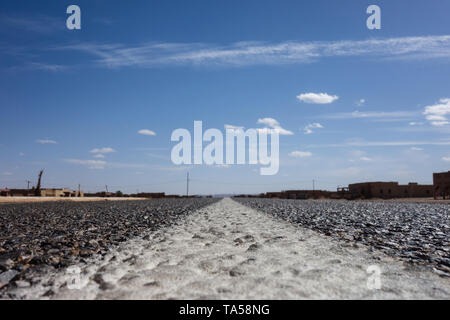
top-left (307, 140), bottom-right (450, 148)
top-left (64, 159), bottom-right (106, 170)
top-left (36, 139), bottom-right (57, 144)
top-left (289, 151), bottom-right (312, 158)
top-left (138, 129), bottom-right (156, 136)
top-left (90, 147), bottom-right (116, 154)
top-left (54, 35), bottom-right (450, 68)
top-left (0, 14), bottom-right (64, 34)
top-left (323, 110), bottom-right (418, 121)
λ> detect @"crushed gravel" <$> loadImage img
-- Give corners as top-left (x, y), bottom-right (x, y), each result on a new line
top-left (0, 198), bottom-right (218, 294)
top-left (234, 198), bottom-right (450, 277)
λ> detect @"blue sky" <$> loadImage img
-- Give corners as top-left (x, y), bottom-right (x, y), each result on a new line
top-left (1, 0), bottom-right (450, 195)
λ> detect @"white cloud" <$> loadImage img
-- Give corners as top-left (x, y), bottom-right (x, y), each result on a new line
top-left (303, 123), bottom-right (324, 134)
top-left (289, 151), bottom-right (312, 158)
top-left (93, 154), bottom-right (105, 159)
top-left (57, 35), bottom-right (450, 68)
top-left (90, 147), bottom-right (116, 154)
top-left (426, 115), bottom-right (447, 121)
top-left (36, 139), bottom-right (57, 144)
top-left (297, 93), bottom-right (338, 104)
top-left (257, 118), bottom-right (279, 127)
top-left (409, 122), bottom-right (423, 126)
top-left (410, 147), bottom-right (423, 151)
top-left (307, 139), bottom-right (450, 148)
top-left (257, 118), bottom-right (293, 135)
top-left (224, 124), bottom-right (244, 131)
top-left (356, 99), bottom-right (365, 107)
top-left (138, 129), bottom-right (156, 136)
top-left (423, 98), bottom-right (450, 127)
top-left (431, 121), bottom-right (449, 127)
top-left (2, 171), bottom-right (13, 176)
top-left (324, 110), bottom-right (416, 121)
top-left (65, 159), bottom-right (106, 165)
top-left (348, 150), bottom-right (372, 162)
top-left (19, 152), bottom-right (25, 156)
top-left (443, 157), bottom-right (450, 162)
top-left (64, 159), bottom-right (106, 169)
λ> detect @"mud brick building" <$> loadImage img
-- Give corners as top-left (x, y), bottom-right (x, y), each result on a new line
top-left (433, 171), bottom-right (450, 199)
top-left (348, 182), bottom-right (433, 199)
top-left (0, 188), bottom-right (10, 196)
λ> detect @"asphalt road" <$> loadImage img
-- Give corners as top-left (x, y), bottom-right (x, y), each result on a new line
top-left (6, 198), bottom-right (449, 299)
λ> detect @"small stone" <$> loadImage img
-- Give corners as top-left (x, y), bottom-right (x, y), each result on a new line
top-left (0, 270), bottom-right (19, 289)
top-left (15, 280), bottom-right (31, 288)
top-left (229, 268), bottom-right (245, 277)
top-left (143, 281), bottom-right (159, 287)
top-left (247, 243), bottom-right (261, 252)
top-left (43, 289), bottom-right (54, 297)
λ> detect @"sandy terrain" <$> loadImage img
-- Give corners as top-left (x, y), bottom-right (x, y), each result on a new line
top-left (8, 198), bottom-right (449, 300)
top-left (0, 197), bottom-right (146, 204)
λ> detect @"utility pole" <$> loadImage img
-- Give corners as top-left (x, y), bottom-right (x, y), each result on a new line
top-left (105, 185), bottom-right (109, 193)
top-left (186, 172), bottom-right (190, 197)
top-left (78, 184), bottom-right (81, 197)
top-left (313, 179), bottom-right (315, 191)
top-left (26, 180), bottom-right (31, 191)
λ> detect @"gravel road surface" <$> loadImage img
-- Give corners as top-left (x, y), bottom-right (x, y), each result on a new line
top-left (236, 198), bottom-right (450, 276)
top-left (4, 198), bottom-right (448, 299)
top-left (0, 198), bottom-right (218, 296)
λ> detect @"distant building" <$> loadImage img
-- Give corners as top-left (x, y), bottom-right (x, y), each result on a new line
top-left (0, 188), bottom-right (11, 197)
top-left (0, 188), bottom-right (84, 198)
top-left (258, 190), bottom-right (331, 200)
top-left (265, 192), bottom-right (283, 198)
top-left (85, 191), bottom-right (113, 198)
top-left (8, 189), bottom-right (33, 197)
top-left (433, 171), bottom-right (450, 199)
top-left (348, 182), bottom-right (433, 199)
top-left (40, 188), bottom-right (84, 197)
top-left (282, 190), bottom-right (331, 200)
top-left (135, 192), bottom-right (165, 198)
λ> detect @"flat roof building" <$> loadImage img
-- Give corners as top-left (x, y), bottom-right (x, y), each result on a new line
top-left (433, 171), bottom-right (450, 199)
top-left (349, 181), bottom-right (433, 199)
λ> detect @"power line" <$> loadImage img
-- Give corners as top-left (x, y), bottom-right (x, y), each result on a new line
top-left (186, 172), bottom-right (190, 196)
